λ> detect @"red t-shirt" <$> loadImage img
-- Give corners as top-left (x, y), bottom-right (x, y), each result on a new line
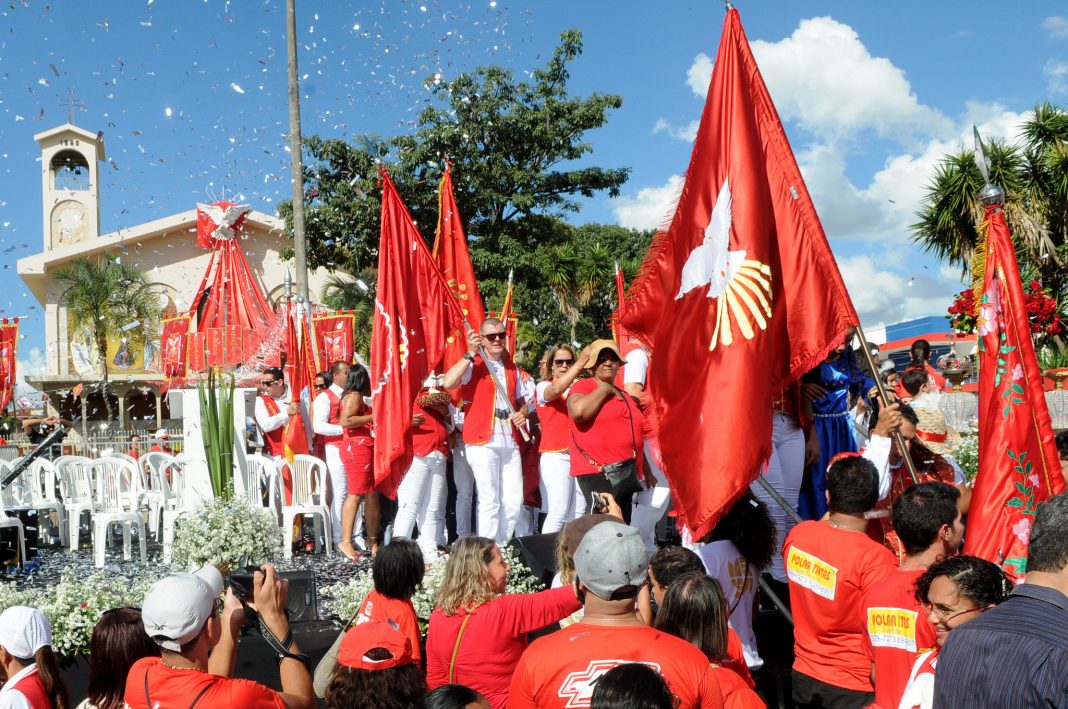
top-left (356, 588), bottom-right (422, 664)
top-left (712, 666), bottom-right (765, 709)
top-left (567, 378), bottom-right (648, 476)
top-left (507, 622), bottom-right (724, 709)
top-left (782, 520), bottom-right (897, 692)
top-left (426, 586), bottom-right (581, 709)
top-left (411, 402), bottom-right (449, 458)
top-left (863, 568), bottom-right (936, 709)
top-left (124, 657), bottom-right (285, 709)
top-left (724, 629), bottom-right (754, 689)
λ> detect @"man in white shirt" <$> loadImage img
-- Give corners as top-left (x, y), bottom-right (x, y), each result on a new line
top-left (254, 367), bottom-right (298, 462)
top-left (441, 319), bottom-right (534, 545)
top-left (312, 360), bottom-right (350, 545)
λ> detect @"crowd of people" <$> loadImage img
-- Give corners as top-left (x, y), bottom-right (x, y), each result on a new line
top-left (3, 320), bottom-right (1066, 708)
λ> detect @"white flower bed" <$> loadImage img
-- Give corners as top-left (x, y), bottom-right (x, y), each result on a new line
top-left (170, 497), bottom-right (282, 572)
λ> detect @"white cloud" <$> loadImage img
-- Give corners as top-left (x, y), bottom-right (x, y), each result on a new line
top-left (1041, 16), bottom-right (1068, 39)
top-left (838, 255), bottom-right (954, 328)
top-left (611, 175), bottom-right (682, 231)
top-left (1046, 59), bottom-right (1068, 95)
top-left (685, 18), bottom-right (953, 145)
top-left (14, 346), bottom-right (46, 400)
top-left (652, 118), bottom-right (698, 142)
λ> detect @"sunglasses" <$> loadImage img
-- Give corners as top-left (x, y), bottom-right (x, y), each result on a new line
top-left (315, 383), bottom-right (327, 389)
top-left (553, 358), bottom-right (574, 366)
top-left (260, 380), bottom-right (278, 387)
top-left (483, 332), bottom-right (507, 341)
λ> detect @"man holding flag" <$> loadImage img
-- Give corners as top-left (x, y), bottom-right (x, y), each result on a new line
top-left (255, 367), bottom-right (297, 463)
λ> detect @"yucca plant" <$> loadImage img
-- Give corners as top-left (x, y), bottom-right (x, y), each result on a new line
top-left (197, 368), bottom-right (236, 498)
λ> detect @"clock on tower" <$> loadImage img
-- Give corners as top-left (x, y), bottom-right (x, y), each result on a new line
top-left (34, 123), bottom-right (105, 251)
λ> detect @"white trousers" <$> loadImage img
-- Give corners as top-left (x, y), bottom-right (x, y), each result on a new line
top-left (451, 444), bottom-right (476, 539)
top-left (539, 451), bottom-right (581, 534)
top-left (394, 453), bottom-right (447, 562)
top-left (465, 443), bottom-right (523, 545)
top-left (324, 443), bottom-right (346, 544)
top-left (631, 439), bottom-right (670, 554)
top-left (751, 412), bottom-right (805, 582)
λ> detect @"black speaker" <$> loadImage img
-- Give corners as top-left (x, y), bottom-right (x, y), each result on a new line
top-left (508, 532), bottom-right (560, 589)
top-left (229, 569), bottom-right (318, 624)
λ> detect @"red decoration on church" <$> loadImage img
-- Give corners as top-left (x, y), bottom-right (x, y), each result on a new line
top-left (311, 313), bottom-right (356, 370)
top-left (160, 315), bottom-right (191, 379)
top-left (0, 319), bottom-right (18, 411)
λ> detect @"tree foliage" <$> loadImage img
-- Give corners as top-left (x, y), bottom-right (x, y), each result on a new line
top-left (912, 102), bottom-right (1068, 296)
top-left (54, 256), bottom-right (160, 421)
top-left (279, 30), bottom-right (646, 369)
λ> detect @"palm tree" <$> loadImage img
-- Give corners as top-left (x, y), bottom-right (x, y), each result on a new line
top-left (54, 256), bottom-right (160, 422)
top-left (912, 103), bottom-right (1068, 295)
top-left (538, 242), bottom-right (615, 344)
top-left (319, 269), bottom-right (376, 361)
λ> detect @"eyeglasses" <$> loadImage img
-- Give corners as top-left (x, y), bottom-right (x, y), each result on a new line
top-left (259, 380), bottom-right (278, 387)
top-left (554, 359), bottom-right (574, 366)
top-left (315, 383), bottom-right (327, 390)
top-left (483, 332), bottom-right (507, 341)
top-left (921, 602), bottom-right (983, 623)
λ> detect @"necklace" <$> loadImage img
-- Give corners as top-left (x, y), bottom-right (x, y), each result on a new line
top-left (160, 659), bottom-right (206, 672)
top-left (827, 516), bottom-right (864, 532)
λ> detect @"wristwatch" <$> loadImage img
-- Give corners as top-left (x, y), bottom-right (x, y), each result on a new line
top-left (463, 353), bottom-right (476, 362)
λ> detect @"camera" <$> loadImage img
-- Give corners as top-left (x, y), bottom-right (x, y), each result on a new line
top-left (590, 491), bottom-right (608, 514)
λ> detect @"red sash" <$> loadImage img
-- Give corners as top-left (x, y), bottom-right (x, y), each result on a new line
top-left (460, 355), bottom-right (520, 446)
top-left (12, 669), bottom-right (50, 709)
top-left (259, 394), bottom-right (286, 457)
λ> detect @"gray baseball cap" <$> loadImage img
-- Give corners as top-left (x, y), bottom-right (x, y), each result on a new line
top-left (573, 520), bottom-right (648, 600)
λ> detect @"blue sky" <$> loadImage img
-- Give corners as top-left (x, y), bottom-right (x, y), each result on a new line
top-left (1, 0), bottom-right (1067, 392)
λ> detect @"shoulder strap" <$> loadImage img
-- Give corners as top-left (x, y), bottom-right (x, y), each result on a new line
top-left (447, 613), bottom-right (473, 684)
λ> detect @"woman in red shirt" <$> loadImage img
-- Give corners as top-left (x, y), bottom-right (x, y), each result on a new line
top-left (567, 340), bottom-right (648, 524)
top-left (338, 365), bottom-right (378, 560)
top-left (425, 537), bottom-right (580, 709)
top-left (536, 344), bottom-right (589, 533)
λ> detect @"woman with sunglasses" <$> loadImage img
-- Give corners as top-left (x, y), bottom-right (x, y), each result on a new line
top-left (535, 344), bottom-right (589, 532)
top-left (898, 556), bottom-right (1011, 709)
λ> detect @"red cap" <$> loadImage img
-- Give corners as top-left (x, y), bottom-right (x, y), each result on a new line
top-left (336, 621), bottom-right (413, 671)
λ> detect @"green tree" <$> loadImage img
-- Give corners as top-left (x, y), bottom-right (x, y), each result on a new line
top-left (912, 103), bottom-right (1068, 295)
top-left (54, 256), bottom-right (160, 421)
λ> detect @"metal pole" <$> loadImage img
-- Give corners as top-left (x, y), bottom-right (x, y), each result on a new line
top-left (756, 476), bottom-right (803, 525)
top-left (286, 0), bottom-right (310, 301)
top-left (758, 576), bottom-right (794, 627)
top-left (852, 326), bottom-right (920, 484)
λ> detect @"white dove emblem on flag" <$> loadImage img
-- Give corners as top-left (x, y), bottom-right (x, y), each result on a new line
top-left (196, 202), bottom-right (252, 241)
top-left (675, 178), bottom-right (772, 351)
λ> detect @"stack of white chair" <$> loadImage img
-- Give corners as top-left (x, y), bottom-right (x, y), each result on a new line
top-left (161, 457), bottom-right (189, 565)
top-left (25, 459), bottom-right (65, 544)
top-left (0, 460), bottom-right (27, 566)
top-left (271, 454), bottom-right (332, 559)
top-left (90, 458), bottom-right (147, 568)
top-left (56, 456), bottom-right (96, 550)
top-left (139, 452), bottom-right (175, 540)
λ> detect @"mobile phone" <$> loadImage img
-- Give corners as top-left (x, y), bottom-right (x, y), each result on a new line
top-left (590, 491), bottom-right (608, 514)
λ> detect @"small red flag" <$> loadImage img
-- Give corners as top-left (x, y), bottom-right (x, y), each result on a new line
top-left (372, 170), bottom-right (465, 497)
top-left (433, 164), bottom-right (487, 367)
top-left (622, 9), bottom-right (859, 539)
top-left (0, 319), bottom-right (18, 411)
top-left (964, 204), bottom-right (1065, 577)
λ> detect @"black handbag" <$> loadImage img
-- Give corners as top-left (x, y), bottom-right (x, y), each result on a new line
top-left (573, 389), bottom-right (644, 498)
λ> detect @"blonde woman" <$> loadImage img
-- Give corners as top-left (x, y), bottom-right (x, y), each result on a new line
top-left (425, 537), bottom-right (580, 709)
top-left (536, 344), bottom-right (588, 532)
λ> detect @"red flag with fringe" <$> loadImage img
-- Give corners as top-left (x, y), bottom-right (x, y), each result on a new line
top-left (621, 9), bottom-right (859, 539)
top-left (964, 203), bottom-right (1065, 577)
top-left (279, 304), bottom-right (317, 504)
top-left (372, 170), bottom-right (465, 497)
top-left (433, 165), bottom-right (486, 369)
top-left (0, 319), bottom-right (18, 411)
top-left (311, 312), bottom-right (356, 370)
top-left (160, 315), bottom-right (191, 379)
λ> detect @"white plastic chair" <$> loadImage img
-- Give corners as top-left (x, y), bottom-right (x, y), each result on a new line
top-left (242, 454), bottom-right (276, 513)
top-left (106, 454), bottom-right (149, 513)
top-left (58, 457), bottom-right (97, 549)
top-left (276, 454), bottom-right (331, 559)
top-left (26, 459), bottom-right (65, 542)
top-left (0, 461), bottom-right (26, 566)
top-left (139, 452), bottom-right (174, 539)
top-left (91, 461), bottom-right (147, 568)
top-left (161, 466), bottom-right (189, 565)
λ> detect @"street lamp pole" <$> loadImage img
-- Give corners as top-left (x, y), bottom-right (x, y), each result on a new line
top-left (286, 0), bottom-right (310, 301)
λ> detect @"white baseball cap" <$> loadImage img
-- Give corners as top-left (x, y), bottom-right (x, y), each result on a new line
top-left (142, 565), bottom-right (223, 652)
top-left (0, 606), bottom-right (52, 659)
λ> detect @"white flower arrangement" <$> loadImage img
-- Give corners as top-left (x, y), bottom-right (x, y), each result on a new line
top-left (325, 543), bottom-right (544, 634)
top-left (0, 568), bottom-right (156, 657)
top-left (170, 497), bottom-right (281, 573)
top-left (954, 433), bottom-right (978, 483)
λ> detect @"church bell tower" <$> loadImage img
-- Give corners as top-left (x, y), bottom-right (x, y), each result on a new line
top-left (34, 122), bottom-right (105, 250)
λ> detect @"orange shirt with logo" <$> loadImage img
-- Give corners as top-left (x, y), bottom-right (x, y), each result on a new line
top-left (508, 622), bottom-right (723, 709)
top-left (356, 588), bottom-right (422, 664)
top-left (783, 520), bottom-right (897, 692)
top-left (863, 568), bottom-right (936, 709)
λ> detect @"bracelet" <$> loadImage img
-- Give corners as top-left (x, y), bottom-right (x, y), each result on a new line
top-left (463, 352), bottom-right (475, 362)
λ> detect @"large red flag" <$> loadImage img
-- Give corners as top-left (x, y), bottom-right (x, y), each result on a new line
top-left (373, 170), bottom-right (465, 497)
top-left (279, 302), bottom-right (316, 503)
top-left (0, 319), bottom-right (18, 411)
top-left (622, 9), bottom-right (859, 539)
top-left (433, 164), bottom-right (487, 367)
top-left (964, 203), bottom-right (1065, 577)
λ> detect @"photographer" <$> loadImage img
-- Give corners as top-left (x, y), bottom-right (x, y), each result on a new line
top-left (124, 563), bottom-right (315, 709)
top-left (20, 414), bottom-right (72, 461)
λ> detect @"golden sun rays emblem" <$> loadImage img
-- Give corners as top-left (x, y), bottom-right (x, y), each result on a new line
top-left (675, 178), bottom-right (773, 351)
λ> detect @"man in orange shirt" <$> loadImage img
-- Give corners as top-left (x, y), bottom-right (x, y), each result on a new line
top-left (863, 482), bottom-right (962, 709)
top-left (509, 521), bottom-right (723, 709)
top-left (783, 455), bottom-right (897, 709)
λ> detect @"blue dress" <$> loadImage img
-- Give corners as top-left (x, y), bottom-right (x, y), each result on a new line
top-left (797, 354), bottom-right (874, 520)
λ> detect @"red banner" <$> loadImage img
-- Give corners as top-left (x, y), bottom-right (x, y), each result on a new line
top-left (372, 170), bottom-right (465, 497)
top-left (621, 9), bottom-right (858, 539)
top-left (187, 327), bottom-right (245, 371)
top-left (0, 319), bottom-right (18, 411)
top-left (160, 315), bottom-right (191, 379)
top-left (311, 313), bottom-right (356, 371)
top-left (433, 165), bottom-right (486, 371)
top-left (964, 204), bottom-right (1065, 577)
